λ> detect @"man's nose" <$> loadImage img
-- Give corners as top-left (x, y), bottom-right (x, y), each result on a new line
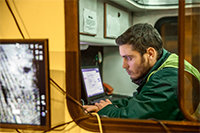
top-left (122, 59), bottom-right (128, 69)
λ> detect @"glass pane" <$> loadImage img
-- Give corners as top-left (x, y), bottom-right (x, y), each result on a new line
top-left (184, 3), bottom-right (200, 120)
top-left (155, 2), bottom-right (200, 120)
top-left (160, 20), bottom-right (178, 54)
top-left (155, 17), bottom-right (178, 54)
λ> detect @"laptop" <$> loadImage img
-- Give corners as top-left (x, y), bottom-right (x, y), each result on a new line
top-left (81, 66), bottom-right (110, 105)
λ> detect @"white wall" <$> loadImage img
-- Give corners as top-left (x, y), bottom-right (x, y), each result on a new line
top-left (103, 46), bottom-right (138, 96)
top-left (79, 0), bottom-right (132, 46)
top-left (132, 9), bottom-right (178, 26)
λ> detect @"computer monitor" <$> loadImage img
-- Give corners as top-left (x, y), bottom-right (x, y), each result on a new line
top-left (81, 66), bottom-right (106, 104)
top-left (81, 67), bottom-right (104, 97)
top-left (0, 39), bottom-right (50, 130)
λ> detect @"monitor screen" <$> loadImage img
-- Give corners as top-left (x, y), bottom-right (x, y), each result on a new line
top-left (81, 67), bottom-right (104, 97)
top-left (0, 39), bottom-right (50, 130)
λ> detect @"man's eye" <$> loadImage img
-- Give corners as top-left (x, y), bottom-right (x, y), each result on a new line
top-left (126, 56), bottom-right (132, 61)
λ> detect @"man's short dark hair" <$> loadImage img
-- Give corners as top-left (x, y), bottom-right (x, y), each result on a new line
top-left (116, 23), bottom-right (163, 59)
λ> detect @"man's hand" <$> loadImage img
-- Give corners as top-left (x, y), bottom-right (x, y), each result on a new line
top-left (83, 105), bottom-right (99, 113)
top-left (95, 99), bottom-right (112, 110)
top-left (83, 99), bottom-right (112, 113)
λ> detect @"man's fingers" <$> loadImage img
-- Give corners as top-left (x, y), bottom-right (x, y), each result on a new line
top-left (105, 99), bottom-right (112, 104)
top-left (83, 99), bottom-right (112, 113)
top-left (99, 100), bottom-right (105, 103)
top-left (95, 102), bottom-right (103, 109)
top-left (95, 99), bottom-right (112, 110)
top-left (83, 105), bottom-right (98, 112)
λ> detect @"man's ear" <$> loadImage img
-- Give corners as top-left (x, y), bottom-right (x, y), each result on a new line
top-left (146, 47), bottom-right (158, 66)
top-left (146, 47), bottom-right (157, 59)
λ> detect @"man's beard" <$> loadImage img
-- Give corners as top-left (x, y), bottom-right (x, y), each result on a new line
top-left (131, 75), bottom-right (146, 85)
top-left (131, 56), bottom-right (150, 85)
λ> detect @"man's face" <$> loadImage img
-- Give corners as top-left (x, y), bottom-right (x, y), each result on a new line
top-left (119, 44), bottom-right (151, 81)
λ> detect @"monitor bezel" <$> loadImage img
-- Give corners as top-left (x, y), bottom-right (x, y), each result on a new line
top-left (0, 39), bottom-right (51, 130)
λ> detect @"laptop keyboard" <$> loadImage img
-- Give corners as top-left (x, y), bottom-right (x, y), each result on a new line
top-left (90, 97), bottom-right (110, 104)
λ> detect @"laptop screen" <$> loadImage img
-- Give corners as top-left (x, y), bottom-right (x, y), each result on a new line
top-left (81, 67), bottom-right (104, 98)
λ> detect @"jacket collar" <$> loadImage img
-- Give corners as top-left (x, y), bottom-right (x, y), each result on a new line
top-left (136, 49), bottom-right (171, 93)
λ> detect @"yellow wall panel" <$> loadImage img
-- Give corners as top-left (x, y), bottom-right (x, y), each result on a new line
top-left (0, 0), bottom-right (94, 132)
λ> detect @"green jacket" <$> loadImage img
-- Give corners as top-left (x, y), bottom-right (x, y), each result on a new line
top-left (98, 49), bottom-right (199, 120)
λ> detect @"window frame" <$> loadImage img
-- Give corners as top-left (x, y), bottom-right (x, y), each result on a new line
top-left (64, 0), bottom-right (200, 132)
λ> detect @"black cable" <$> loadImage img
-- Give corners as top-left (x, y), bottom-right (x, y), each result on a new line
top-left (43, 115), bottom-right (90, 133)
top-left (50, 78), bottom-right (92, 115)
top-left (5, 0), bottom-right (25, 39)
top-left (12, 0), bottom-right (30, 38)
top-left (149, 118), bottom-right (171, 133)
top-left (43, 121), bottom-right (73, 133)
top-left (50, 77), bottom-right (87, 111)
top-left (50, 78), bottom-right (66, 94)
top-left (41, 78), bottom-right (91, 132)
top-left (15, 129), bottom-right (22, 133)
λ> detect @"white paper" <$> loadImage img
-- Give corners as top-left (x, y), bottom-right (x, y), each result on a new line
top-left (83, 8), bottom-right (97, 34)
top-left (107, 14), bottom-right (120, 38)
